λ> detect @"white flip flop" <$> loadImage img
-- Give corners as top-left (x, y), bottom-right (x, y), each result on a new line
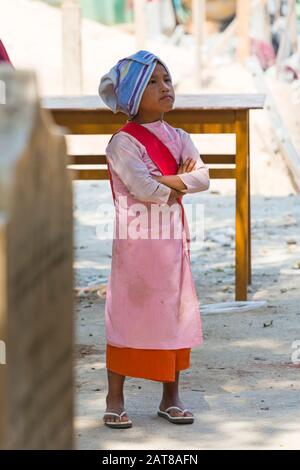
top-left (103, 410), bottom-right (133, 429)
top-left (157, 406), bottom-right (194, 424)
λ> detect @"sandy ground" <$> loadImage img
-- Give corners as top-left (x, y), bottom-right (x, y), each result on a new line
top-left (2, 0), bottom-right (300, 450)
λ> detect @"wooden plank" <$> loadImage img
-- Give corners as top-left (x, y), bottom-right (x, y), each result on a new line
top-left (166, 109), bottom-right (237, 124)
top-left (50, 117), bottom-right (237, 136)
top-left (67, 167), bottom-right (236, 180)
top-left (207, 168), bottom-right (236, 179)
top-left (51, 109), bottom-right (236, 125)
top-left (247, 113), bottom-right (252, 285)
top-left (235, 110), bottom-right (249, 300)
top-left (169, 123), bottom-right (236, 134)
top-left (57, 123), bottom-right (125, 135)
top-left (69, 169), bottom-right (109, 180)
top-left (67, 154), bottom-right (236, 165)
top-left (43, 94), bottom-right (266, 111)
top-left (50, 122), bottom-right (237, 135)
top-left (49, 110), bottom-right (126, 126)
top-left (68, 155), bottom-right (107, 165)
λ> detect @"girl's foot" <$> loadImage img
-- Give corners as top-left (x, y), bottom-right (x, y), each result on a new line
top-left (159, 397), bottom-right (193, 418)
top-left (103, 396), bottom-right (131, 424)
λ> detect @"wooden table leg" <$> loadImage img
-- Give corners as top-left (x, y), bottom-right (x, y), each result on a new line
top-left (248, 111), bottom-right (252, 285)
top-left (235, 110), bottom-right (249, 300)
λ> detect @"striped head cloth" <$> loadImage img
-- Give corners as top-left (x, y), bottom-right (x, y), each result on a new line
top-left (98, 50), bottom-right (171, 118)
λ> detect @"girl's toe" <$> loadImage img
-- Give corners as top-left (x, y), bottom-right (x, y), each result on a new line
top-left (104, 415), bottom-right (115, 423)
top-left (170, 410), bottom-right (184, 418)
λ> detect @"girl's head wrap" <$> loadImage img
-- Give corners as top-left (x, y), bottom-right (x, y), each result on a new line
top-left (98, 50), bottom-right (171, 118)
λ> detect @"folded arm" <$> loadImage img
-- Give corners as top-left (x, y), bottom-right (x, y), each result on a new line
top-left (106, 134), bottom-right (173, 204)
top-left (176, 158), bottom-right (210, 193)
top-left (172, 129), bottom-right (211, 194)
top-left (153, 157), bottom-right (210, 194)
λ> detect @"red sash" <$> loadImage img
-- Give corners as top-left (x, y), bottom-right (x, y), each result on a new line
top-left (0, 40), bottom-right (13, 66)
top-left (106, 121), bottom-right (190, 254)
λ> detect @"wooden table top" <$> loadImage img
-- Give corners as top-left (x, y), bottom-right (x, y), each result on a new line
top-left (43, 94), bottom-right (265, 112)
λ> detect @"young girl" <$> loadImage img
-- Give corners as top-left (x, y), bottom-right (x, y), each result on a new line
top-left (99, 50), bottom-right (210, 429)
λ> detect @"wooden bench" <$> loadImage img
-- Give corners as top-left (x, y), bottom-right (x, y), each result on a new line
top-left (44, 94), bottom-right (265, 301)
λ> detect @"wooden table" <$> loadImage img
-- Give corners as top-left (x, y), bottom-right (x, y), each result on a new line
top-left (44, 94), bottom-right (265, 301)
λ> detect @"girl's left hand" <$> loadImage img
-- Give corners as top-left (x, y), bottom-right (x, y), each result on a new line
top-left (177, 158), bottom-right (196, 174)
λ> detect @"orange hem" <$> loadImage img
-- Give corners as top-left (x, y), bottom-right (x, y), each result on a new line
top-left (106, 343), bottom-right (191, 382)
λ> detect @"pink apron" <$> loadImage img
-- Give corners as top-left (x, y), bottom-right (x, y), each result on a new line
top-left (105, 122), bottom-right (203, 349)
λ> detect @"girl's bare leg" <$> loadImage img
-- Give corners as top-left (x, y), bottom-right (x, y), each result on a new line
top-left (159, 371), bottom-right (193, 417)
top-left (104, 369), bottom-right (130, 423)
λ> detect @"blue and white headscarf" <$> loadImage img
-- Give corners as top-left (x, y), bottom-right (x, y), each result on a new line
top-left (98, 50), bottom-right (171, 118)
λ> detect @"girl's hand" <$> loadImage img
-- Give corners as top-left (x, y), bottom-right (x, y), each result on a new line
top-left (168, 188), bottom-right (185, 203)
top-left (177, 158), bottom-right (196, 175)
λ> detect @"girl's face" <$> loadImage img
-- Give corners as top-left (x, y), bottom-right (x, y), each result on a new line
top-left (133, 62), bottom-right (175, 123)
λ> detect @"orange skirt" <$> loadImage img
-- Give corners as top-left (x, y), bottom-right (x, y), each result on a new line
top-left (106, 343), bottom-right (191, 382)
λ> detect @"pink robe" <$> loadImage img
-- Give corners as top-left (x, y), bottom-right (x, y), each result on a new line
top-left (105, 119), bottom-right (210, 349)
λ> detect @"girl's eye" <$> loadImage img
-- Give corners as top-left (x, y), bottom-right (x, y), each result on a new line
top-left (149, 78), bottom-right (171, 84)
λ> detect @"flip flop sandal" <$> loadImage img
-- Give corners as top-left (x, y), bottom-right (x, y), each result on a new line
top-left (157, 406), bottom-right (194, 424)
top-left (103, 411), bottom-right (133, 429)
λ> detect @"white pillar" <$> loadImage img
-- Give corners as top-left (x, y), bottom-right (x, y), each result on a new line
top-left (236, 0), bottom-right (251, 63)
top-left (192, 0), bottom-right (206, 86)
top-left (276, 0), bottom-right (298, 77)
top-left (133, 0), bottom-right (147, 50)
top-left (62, 0), bottom-right (82, 95)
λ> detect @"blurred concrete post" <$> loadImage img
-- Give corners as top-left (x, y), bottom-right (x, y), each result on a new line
top-left (252, 0), bottom-right (271, 43)
top-left (263, 0), bottom-right (272, 44)
top-left (133, 0), bottom-right (147, 49)
top-left (192, 0), bottom-right (206, 86)
top-left (274, 0), bottom-right (281, 20)
top-left (0, 69), bottom-right (74, 450)
top-left (236, 0), bottom-right (251, 63)
top-left (288, 0), bottom-right (298, 53)
top-left (276, 0), bottom-right (298, 77)
top-left (62, 0), bottom-right (82, 95)
top-left (147, 0), bottom-right (163, 37)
